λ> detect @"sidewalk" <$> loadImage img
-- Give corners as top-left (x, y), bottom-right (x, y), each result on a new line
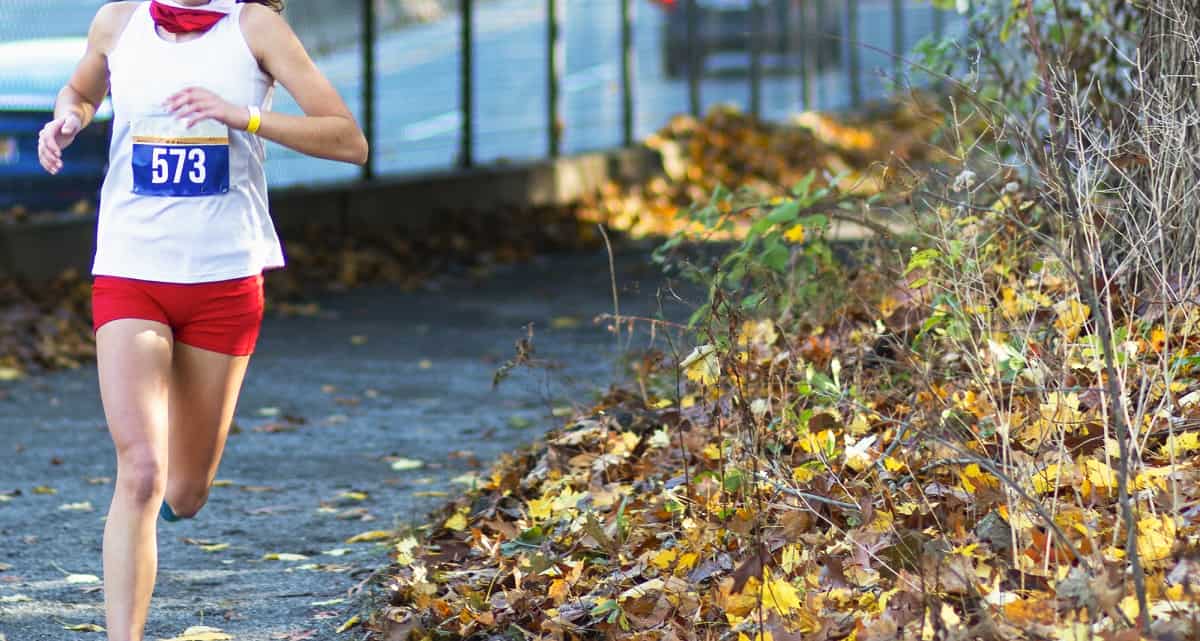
top-left (0, 246), bottom-right (682, 640)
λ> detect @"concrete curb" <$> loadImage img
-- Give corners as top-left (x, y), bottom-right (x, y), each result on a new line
top-left (0, 145), bottom-right (664, 283)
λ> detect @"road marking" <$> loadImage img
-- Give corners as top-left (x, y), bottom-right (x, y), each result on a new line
top-left (400, 63), bottom-right (616, 142)
top-left (401, 111), bottom-right (462, 142)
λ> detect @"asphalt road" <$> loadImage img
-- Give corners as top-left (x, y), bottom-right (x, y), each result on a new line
top-left (0, 245), bottom-right (693, 640)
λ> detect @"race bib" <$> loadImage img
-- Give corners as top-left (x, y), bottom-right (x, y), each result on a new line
top-left (131, 116), bottom-right (230, 197)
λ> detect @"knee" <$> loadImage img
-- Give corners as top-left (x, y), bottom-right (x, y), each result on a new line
top-left (115, 448), bottom-right (167, 505)
top-left (165, 480), bottom-right (210, 519)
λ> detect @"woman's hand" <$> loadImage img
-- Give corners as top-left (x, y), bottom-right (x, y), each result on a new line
top-left (165, 87), bottom-right (250, 130)
top-left (38, 113), bottom-right (83, 175)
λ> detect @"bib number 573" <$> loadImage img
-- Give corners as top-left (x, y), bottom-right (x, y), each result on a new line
top-left (151, 147), bottom-right (207, 185)
top-left (132, 142), bottom-right (229, 197)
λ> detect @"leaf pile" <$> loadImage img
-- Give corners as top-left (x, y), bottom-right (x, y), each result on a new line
top-left (0, 271), bottom-right (95, 378)
top-left (368, 177), bottom-right (1200, 639)
top-left (0, 202), bottom-right (604, 376)
top-left (577, 101), bottom-right (943, 240)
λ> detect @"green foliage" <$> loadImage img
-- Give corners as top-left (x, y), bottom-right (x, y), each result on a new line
top-left (654, 171), bottom-right (845, 327)
top-left (915, 0), bottom-right (1141, 147)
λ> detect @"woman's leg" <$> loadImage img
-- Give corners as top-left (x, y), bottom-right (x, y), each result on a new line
top-left (162, 342), bottom-right (251, 518)
top-left (97, 319), bottom-right (174, 641)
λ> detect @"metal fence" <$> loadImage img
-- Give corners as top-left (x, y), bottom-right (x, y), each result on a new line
top-left (0, 1), bottom-right (963, 189)
top-left (270, 0), bottom-right (961, 188)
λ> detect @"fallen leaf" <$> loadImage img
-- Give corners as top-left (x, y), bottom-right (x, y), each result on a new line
top-left (263, 553), bottom-right (309, 562)
top-left (58, 501), bottom-right (93, 512)
top-left (336, 614), bottom-right (362, 633)
top-left (0, 594), bottom-right (31, 603)
top-left (390, 458), bottom-right (424, 471)
top-left (345, 530), bottom-right (392, 544)
top-left (32, 485), bottom-right (56, 495)
top-left (160, 626), bottom-right (233, 641)
top-left (62, 623), bottom-right (104, 632)
top-left (65, 574), bottom-right (100, 585)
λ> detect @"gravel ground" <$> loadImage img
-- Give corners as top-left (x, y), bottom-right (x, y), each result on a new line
top-left (0, 245), bottom-right (687, 641)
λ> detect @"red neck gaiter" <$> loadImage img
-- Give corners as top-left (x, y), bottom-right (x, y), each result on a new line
top-left (150, 1), bottom-right (229, 34)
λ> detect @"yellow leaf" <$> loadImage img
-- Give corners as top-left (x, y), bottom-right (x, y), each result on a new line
top-left (1053, 299), bottom-right (1090, 340)
top-left (551, 488), bottom-right (588, 513)
top-left (548, 578), bottom-right (570, 605)
top-left (681, 344), bottom-right (720, 386)
top-left (527, 497), bottom-right (553, 520)
top-left (1082, 458), bottom-right (1117, 491)
top-left (200, 543), bottom-right (230, 553)
top-left (33, 485), bottom-right (56, 495)
top-left (702, 442), bottom-right (723, 461)
top-left (883, 456), bottom-right (904, 473)
top-left (1162, 431), bottom-right (1200, 457)
top-left (676, 551), bottom-right (699, 572)
top-left (1137, 514), bottom-right (1176, 564)
top-left (792, 466), bottom-right (815, 483)
top-left (1031, 464), bottom-right (1062, 494)
top-left (160, 626), bottom-right (232, 641)
top-left (651, 549), bottom-right (678, 569)
top-left (336, 615), bottom-right (362, 634)
top-left (345, 530), bottom-right (392, 544)
top-left (761, 572), bottom-right (803, 615)
top-left (783, 224), bottom-right (805, 244)
top-left (62, 623), bottom-right (105, 632)
top-left (444, 508), bottom-right (469, 531)
top-left (0, 367), bottom-right (24, 381)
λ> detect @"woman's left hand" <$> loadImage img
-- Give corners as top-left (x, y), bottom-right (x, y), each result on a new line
top-left (165, 87), bottom-right (250, 130)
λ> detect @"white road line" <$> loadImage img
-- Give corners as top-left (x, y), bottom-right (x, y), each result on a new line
top-left (399, 62), bottom-right (616, 142)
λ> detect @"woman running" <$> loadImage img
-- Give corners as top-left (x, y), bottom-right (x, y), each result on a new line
top-left (37, 1), bottom-right (366, 638)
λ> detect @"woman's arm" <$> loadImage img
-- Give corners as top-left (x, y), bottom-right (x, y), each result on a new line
top-left (39, 3), bottom-right (129, 174)
top-left (166, 4), bottom-right (368, 166)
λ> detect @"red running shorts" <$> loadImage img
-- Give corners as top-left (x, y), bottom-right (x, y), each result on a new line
top-left (92, 274), bottom-right (265, 356)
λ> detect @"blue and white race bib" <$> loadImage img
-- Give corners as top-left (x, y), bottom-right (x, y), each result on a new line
top-left (131, 116), bottom-right (229, 197)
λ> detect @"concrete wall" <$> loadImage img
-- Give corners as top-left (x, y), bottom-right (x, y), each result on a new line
top-left (0, 146), bottom-right (663, 284)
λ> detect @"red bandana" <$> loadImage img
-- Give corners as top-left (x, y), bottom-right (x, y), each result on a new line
top-left (150, 1), bottom-right (229, 34)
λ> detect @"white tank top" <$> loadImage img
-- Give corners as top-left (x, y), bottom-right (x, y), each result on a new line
top-left (93, 2), bottom-right (285, 283)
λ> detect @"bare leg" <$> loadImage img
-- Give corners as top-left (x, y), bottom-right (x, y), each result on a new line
top-left (163, 342), bottom-right (250, 518)
top-left (97, 320), bottom-right (173, 641)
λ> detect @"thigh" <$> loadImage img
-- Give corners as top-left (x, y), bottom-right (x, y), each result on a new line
top-left (167, 342), bottom-right (251, 485)
top-left (96, 319), bottom-right (174, 460)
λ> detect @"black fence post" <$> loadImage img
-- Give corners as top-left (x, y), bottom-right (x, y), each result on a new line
top-left (459, 0), bottom-right (473, 168)
top-left (749, 0), bottom-right (763, 119)
top-left (547, 0), bottom-right (563, 157)
top-left (799, 0), bottom-right (814, 110)
top-left (891, 0), bottom-right (904, 84)
top-left (620, 0), bottom-right (634, 146)
top-left (361, 0), bottom-right (375, 180)
top-left (685, 0), bottom-right (700, 117)
top-left (846, 0), bottom-right (861, 108)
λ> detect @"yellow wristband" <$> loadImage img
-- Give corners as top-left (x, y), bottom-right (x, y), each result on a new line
top-left (245, 105), bottom-right (262, 135)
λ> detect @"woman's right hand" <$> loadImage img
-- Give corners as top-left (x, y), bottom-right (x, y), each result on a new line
top-left (38, 113), bottom-right (83, 175)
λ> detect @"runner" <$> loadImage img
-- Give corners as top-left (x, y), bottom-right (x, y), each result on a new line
top-left (36, 1), bottom-right (367, 638)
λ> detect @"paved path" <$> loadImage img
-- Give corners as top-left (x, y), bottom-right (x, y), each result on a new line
top-left (0, 246), bottom-right (687, 640)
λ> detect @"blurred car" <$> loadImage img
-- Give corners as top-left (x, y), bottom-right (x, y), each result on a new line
top-left (651, 0), bottom-right (843, 78)
top-left (0, 37), bottom-right (112, 212)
